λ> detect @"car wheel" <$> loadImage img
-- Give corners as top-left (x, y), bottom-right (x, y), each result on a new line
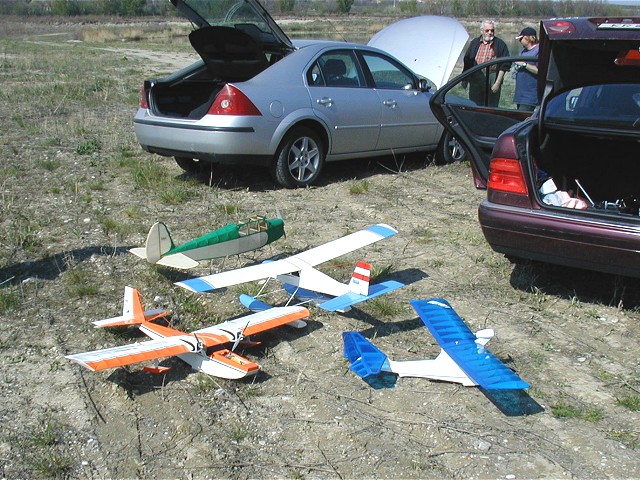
top-left (436, 131), bottom-right (466, 164)
top-left (272, 127), bottom-right (324, 188)
top-left (175, 157), bottom-right (200, 174)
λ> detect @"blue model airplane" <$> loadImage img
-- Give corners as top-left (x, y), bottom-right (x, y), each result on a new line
top-left (343, 298), bottom-right (529, 390)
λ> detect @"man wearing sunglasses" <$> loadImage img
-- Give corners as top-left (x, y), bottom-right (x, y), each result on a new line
top-left (462, 19), bottom-right (511, 107)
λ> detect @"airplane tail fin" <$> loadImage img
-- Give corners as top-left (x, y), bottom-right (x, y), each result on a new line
top-left (348, 261), bottom-right (371, 296)
top-left (92, 287), bottom-right (169, 328)
top-left (144, 222), bottom-right (174, 264)
top-left (342, 331), bottom-right (390, 378)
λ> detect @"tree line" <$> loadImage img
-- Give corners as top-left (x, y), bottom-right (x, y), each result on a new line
top-left (0, 0), bottom-right (629, 17)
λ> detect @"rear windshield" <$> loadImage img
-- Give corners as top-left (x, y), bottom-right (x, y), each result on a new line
top-left (182, 0), bottom-right (271, 33)
top-left (545, 83), bottom-right (640, 130)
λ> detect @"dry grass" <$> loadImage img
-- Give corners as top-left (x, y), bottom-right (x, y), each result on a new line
top-left (0, 15), bottom-right (639, 480)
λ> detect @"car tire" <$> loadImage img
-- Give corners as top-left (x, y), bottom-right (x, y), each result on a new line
top-left (436, 130), bottom-right (466, 164)
top-left (175, 157), bottom-right (201, 174)
top-left (272, 127), bottom-right (324, 188)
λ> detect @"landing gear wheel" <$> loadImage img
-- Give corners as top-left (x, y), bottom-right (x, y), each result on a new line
top-left (272, 127), bottom-right (324, 188)
top-left (175, 157), bottom-right (200, 174)
top-left (436, 131), bottom-right (466, 164)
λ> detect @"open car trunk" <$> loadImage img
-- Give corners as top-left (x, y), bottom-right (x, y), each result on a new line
top-left (147, 0), bottom-right (294, 120)
top-left (534, 128), bottom-right (640, 217)
top-left (532, 80), bottom-right (640, 216)
top-left (147, 65), bottom-right (224, 119)
top-left (147, 26), bottom-right (283, 120)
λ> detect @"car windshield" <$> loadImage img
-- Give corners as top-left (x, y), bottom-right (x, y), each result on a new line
top-left (545, 83), bottom-right (640, 130)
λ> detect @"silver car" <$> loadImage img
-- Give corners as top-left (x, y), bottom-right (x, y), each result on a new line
top-left (134, 0), bottom-right (468, 187)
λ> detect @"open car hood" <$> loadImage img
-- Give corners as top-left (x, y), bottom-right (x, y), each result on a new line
top-left (368, 16), bottom-right (468, 89)
top-left (171, 0), bottom-right (294, 51)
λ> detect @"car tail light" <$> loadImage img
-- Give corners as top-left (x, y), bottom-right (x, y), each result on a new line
top-left (545, 20), bottom-right (576, 34)
top-left (208, 85), bottom-right (262, 116)
top-left (488, 158), bottom-right (528, 195)
top-left (139, 86), bottom-right (149, 109)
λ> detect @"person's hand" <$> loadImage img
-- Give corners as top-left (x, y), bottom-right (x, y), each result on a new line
top-left (491, 81), bottom-right (501, 93)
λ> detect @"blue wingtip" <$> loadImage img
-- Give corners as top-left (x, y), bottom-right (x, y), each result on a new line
top-left (176, 278), bottom-right (215, 293)
top-left (367, 223), bottom-right (398, 239)
top-left (239, 294), bottom-right (272, 312)
top-left (342, 332), bottom-right (389, 379)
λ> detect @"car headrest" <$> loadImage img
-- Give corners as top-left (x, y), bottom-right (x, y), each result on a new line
top-left (324, 59), bottom-right (346, 77)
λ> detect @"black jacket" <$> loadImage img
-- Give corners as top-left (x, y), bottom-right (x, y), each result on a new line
top-left (463, 36), bottom-right (511, 72)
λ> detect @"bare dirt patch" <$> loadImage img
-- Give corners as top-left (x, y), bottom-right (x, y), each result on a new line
top-left (0, 16), bottom-right (639, 480)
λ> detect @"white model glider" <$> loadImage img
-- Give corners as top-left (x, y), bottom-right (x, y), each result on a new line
top-left (343, 298), bottom-right (529, 390)
top-left (66, 286), bottom-right (309, 380)
top-left (176, 224), bottom-right (404, 312)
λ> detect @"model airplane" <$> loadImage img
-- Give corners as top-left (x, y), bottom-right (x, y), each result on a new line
top-left (176, 224), bottom-right (404, 312)
top-left (130, 216), bottom-right (285, 269)
top-left (343, 298), bottom-right (529, 390)
top-left (65, 286), bottom-right (309, 379)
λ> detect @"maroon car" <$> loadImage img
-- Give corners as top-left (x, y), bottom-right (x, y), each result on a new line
top-left (431, 17), bottom-right (640, 277)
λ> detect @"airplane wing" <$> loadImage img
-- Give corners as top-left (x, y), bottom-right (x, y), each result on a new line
top-left (176, 223), bottom-right (398, 293)
top-left (410, 299), bottom-right (529, 390)
top-left (65, 334), bottom-right (201, 371)
top-left (193, 305), bottom-right (309, 339)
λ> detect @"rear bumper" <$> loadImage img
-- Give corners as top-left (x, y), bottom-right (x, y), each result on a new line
top-left (138, 143), bottom-right (272, 167)
top-left (133, 113), bottom-right (272, 167)
top-left (478, 201), bottom-right (640, 277)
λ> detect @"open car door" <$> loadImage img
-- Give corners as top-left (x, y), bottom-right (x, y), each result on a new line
top-left (430, 56), bottom-right (537, 187)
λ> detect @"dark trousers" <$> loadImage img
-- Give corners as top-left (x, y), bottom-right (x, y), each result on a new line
top-left (468, 70), bottom-right (501, 107)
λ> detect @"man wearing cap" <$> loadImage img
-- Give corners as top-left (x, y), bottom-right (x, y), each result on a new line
top-left (462, 19), bottom-right (511, 107)
top-left (513, 26), bottom-right (540, 111)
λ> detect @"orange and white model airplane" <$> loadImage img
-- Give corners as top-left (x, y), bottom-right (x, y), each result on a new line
top-left (65, 286), bottom-right (309, 379)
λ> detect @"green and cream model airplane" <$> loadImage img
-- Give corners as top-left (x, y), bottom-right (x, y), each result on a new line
top-left (130, 216), bottom-right (284, 269)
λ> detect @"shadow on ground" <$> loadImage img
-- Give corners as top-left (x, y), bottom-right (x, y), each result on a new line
top-left (0, 246), bottom-right (132, 286)
top-left (510, 259), bottom-right (640, 310)
top-left (183, 152), bottom-right (436, 191)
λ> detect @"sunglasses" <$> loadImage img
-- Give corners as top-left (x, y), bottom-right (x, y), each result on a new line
top-left (484, 29), bottom-right (495, 33)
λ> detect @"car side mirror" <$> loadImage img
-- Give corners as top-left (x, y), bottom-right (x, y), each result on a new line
top-left (419, 78), bottom-right (432, 92)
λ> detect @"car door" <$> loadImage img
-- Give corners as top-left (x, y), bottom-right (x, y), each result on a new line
top-left (307, 50), bottom-right (382, 155)
top-left (359, 51), bottom-right (441, 150)
top-left (430, 56), bottom-right (536, 186)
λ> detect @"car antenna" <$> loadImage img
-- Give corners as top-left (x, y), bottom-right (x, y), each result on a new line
top-left (327, 19), bottom-right (347, 42)
top-left (575, 179), bottom-right (595, 206)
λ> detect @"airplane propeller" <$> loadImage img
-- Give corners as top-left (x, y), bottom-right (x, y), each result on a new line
top-left (275, 208), bottom-right (286, 239)
top-left (232, 317), bottom-right (253, 351)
